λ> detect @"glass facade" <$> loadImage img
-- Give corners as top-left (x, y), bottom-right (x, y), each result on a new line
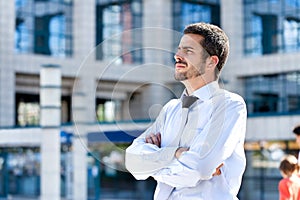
top-left (15, 0), bottom-right (73, 57)
top-left (96, 0), bottom-right (143, 64)
top-left (172, 0), bottom-right (220, 56)
top-left (244, 0), bottom-right (300, 56)
top-left (0, 146), bottom-right (80, 198)
top-left (172, 0), bottom-right (220, 33)
top-left (96, 99), bottom-right (120, 122)
top-left (245, 71), bottom-right (300, 115)
top-left (15, 93), bottom-right (71, 127)
top-left (0, 147), bottom-right (41, 197)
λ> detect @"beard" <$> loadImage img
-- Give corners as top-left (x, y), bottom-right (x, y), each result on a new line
top-left (174, 64), bottom-right (205, 81)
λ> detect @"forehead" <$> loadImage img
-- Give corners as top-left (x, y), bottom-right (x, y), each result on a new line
top-left (179, 34), bottom-right (204, 49)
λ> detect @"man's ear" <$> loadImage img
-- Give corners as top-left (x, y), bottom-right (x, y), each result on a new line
top-left (208, 55), bottom-right (219, 68)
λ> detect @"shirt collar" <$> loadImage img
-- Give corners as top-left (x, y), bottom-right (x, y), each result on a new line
top-left (181, 81), bottom-right (220, 101)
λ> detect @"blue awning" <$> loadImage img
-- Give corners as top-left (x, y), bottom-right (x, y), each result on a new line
top-left (87, 129), bottom-right (144, 143)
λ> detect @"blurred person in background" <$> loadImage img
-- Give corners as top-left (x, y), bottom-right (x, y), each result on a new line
top-left (293, 125), bottom-right (300, 164)
top-left (278, 154), bottom-right (300, 200)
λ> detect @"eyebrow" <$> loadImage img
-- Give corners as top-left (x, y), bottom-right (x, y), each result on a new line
top-left (177, 46), bottom-right (195, 50)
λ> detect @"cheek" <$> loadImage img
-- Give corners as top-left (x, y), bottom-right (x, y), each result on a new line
top-left (190, 62), bottom-right (205, 73)
top-left (187, 58), bottom-right (200, 69)
top-left (187, 58), bottom-right (200, 67)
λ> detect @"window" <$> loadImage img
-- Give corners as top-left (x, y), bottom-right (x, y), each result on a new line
top-left (96, 99), bottom-right (119, 122)
top-left (173, 0), bottom-right (220, 33)
top-left (245, 14), bottom-right (263, 55)
top-left (15, 93), bottom-right (71, 126)
top-left (252, 93), bottom-right (278, 113)
top-left (15, 0), bottom-right (73, 57)
top-left (0, 146), bottom-right (73, 198)
top-left (17, 102), bottom-right (40, 126)
top-left (244, 0), bottom-right (300, 56)
top-left (260, 14), bottom-right (278, 54)
top-left (286, 0), bottom-right (300, 7)
top-left (245, 72), bottom-right (300, 115)
top-left (245, 12), bottom-right (278, 55)
top-left (15, 17), bottom-right (30, 53)
top-left (96, 0), bottom-right (143, 64)
top-left (284, 17), bottom-right (300, 52)
top-left (16, 93), bottom-right (40, 127)
top-left (288, 95), bottom-right (300, 112)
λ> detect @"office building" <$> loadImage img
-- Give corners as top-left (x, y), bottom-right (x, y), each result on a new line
top-left (0, 0), bottom-right (300, 199)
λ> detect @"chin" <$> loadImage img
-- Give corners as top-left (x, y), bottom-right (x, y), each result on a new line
top-left (174, 75), bottom-right (188, 81)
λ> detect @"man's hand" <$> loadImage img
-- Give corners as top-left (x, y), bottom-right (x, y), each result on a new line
top-left (175, 147), bottom-right (189, 158)
top-left (145, 132), bottom-right (161, 147)
top-left (212, 163), bottom-right (224, 176)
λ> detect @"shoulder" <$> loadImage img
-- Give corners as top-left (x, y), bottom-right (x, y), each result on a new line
top-left (223, 90), bottom-right (246, 105)
top-left (213, 89), bottom-right (246, 112)
top-left (279, 178), bottom-right (290, 184)
top-left (279, 178), bottom-right (290, 189)
top-left (164, 98), bottom-right (180, 108)
top-left (161, 98), bottom-right (181, 112)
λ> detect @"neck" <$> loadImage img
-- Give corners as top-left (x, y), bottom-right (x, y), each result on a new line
top-left (182, 76), bottom-right (215, 95)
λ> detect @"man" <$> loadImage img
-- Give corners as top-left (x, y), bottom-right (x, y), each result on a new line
top-left (292, 124), bottom-right (300, 163)
top-left (125, 22), bottom-right (247, 199)
top-left (293, 125), bottom-right (300, 146)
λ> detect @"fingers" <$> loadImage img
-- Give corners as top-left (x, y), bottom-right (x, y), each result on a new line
top-left (145, 133), bottom-right (161, 147)
top-left (216, 163), bottom-right (224, 169)
top-left (212, 163), bottom-right (224, 176)
top-left (175, 147), bottom-right (189, 158)
top-left (157, 132), bottom-right (161, 145)
top-left (145, 134), bottom-right (153, 144)
top-left (212, 169), bottom-right (222, 176)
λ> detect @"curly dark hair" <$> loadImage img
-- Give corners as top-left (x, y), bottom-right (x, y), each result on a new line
top-left (183, 22), bottom-right (229, 78)
top-left (293, 124), bottom-right (300, 135)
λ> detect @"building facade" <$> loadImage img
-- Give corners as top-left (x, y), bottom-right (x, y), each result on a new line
top-left (0, 0), bottom-right (300, 199)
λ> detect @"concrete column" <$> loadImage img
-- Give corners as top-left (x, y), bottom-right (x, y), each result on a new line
top-left (220, 0), bottom-right (245, 95)
top-left (70, 0), bottom-right (96, 197)
top-left (0, 68), bottom-right (15, 127)
top-left (0, 0), bottom-right (14, 55)
top-left (141, 0), bottom-right (175, 119)
top-left (73, 0), bottom-right (95, 59)
top-left (72, 133), bottom-right (88, 200)
top-left (143, 0), bottom-right (173, 66)
top-left (40, 64), bottom-right (61, 200)
top-left (72, 76), bottom-right (96, 200)
top-left (72, 87), bottom-right (88, 200)
top-left (0, 0), bottom-right (15, 127)
top-left (221, 0), bottom-right (243, 59)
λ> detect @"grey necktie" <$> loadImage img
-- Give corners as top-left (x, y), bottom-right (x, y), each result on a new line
top-left (182, 95), bottom-right (198, 108)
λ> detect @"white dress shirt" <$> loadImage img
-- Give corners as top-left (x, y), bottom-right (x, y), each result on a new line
top-left (125, 81), bottom-right (247, 200)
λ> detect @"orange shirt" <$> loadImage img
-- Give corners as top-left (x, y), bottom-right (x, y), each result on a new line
top-left (278, 175), bottom-right (300, 200)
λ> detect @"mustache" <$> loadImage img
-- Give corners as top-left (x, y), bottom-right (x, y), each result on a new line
top-left (175, 60), bottom-right (187, 66)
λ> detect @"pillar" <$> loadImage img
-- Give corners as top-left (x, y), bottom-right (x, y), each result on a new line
top-left (0, 0), bottom-right (15, 127)
top-left (72, 75), bottom-right (96, 200)
top-left (40, 64), bottom-right (61, 200)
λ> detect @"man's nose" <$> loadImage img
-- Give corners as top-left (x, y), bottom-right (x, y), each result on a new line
top-left (174, 51), bottom-right (183, 62)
